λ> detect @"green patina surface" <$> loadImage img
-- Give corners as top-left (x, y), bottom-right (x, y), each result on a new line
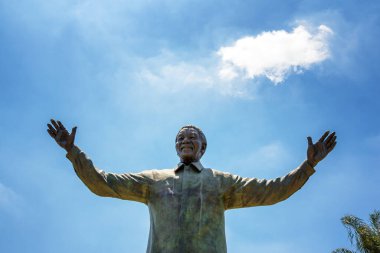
top-left (67, 146), bottom-right (315, 253)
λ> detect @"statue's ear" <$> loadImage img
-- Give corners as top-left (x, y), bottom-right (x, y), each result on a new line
top-left (201, 143), bottom-right (207, 155)
top-left (175, 143), bottom-right (180, 156)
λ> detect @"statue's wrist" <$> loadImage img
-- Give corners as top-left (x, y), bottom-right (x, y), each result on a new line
top-left (307, 159), bottom-right (318, 168)
top-left (65, 143), bottom-right (74, 153)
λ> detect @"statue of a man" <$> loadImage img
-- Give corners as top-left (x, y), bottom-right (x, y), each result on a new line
top-left (47, 119), bottom-right (336, 253)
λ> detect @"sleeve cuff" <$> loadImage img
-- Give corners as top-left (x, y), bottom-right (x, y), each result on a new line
top-left (301, 159), bottom-right (316, 177)
top-left (66, 145), bottom-right (81, 162)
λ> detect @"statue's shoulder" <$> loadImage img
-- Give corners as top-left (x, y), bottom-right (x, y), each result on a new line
top-left (205, 168), bottom-right (238, 181)
top-left (147, 168), bottom-right (176, 180)
top-left (203, 167), bottom-right (229, 177)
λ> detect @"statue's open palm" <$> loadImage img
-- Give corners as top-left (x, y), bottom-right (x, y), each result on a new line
top-left (47, 119), bottom-right (77, 152)
top-left (307, 131), bottom-right (337, 167)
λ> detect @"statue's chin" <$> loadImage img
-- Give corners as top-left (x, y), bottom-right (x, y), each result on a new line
top-left (180, 156), bottom-right (198, 164)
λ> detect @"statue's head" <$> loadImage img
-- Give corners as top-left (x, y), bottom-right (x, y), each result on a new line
top-left (175, 125), bottom-right (207, 164)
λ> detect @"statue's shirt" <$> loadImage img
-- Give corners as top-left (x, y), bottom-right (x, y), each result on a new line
top-left (67, 146), bottom-right (315, 253)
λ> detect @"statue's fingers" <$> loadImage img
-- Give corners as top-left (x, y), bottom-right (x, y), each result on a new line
top-left (318, 131), bottom-right (330, 142)
top-left (47, 129), bottom-right (56, 138)
top-left (327, 136), bottom-right (337, 148)
top-left (325, 132), bottom-right (336, 143)
top-left (307, 136), bottom-right (313, 146)
top-left (71, 126), bottom-right (77, 137)
top-left (327, 142), bottom-right (337, 153)
top-left (50, 119), bottom-right (60, 130)
top-left (47, 124), bottom-right (57, 135)
top-left (325, 136), bottom-right (335, 148)
top-left (57, 120), bottom-right (67, 131)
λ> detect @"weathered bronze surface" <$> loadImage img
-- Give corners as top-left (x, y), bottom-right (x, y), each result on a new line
top-left (47, 120), bottom-right (337, 253)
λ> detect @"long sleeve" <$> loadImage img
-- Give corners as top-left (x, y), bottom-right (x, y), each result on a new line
top-left (66, 146), bottom-right (151, 204)
top-left (222, 160), bottom-right (315, 210)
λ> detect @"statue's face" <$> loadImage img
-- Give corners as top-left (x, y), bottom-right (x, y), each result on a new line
top-left (175, 127), bottom-right (205, 164)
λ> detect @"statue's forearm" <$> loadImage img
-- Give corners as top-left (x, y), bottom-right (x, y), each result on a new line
top-left (66, 146), bottom-right (150, 203)
top-left (66, 146), bottom-right (119, 197)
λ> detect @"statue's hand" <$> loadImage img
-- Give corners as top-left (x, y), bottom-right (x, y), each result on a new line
top-left (47, 119), bottom-right (77, 152)
top-left (307, 131), bottom-right (337, 167)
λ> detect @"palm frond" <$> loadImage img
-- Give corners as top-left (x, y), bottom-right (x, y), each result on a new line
top-left (341, 215), bottom-right (370, 252)
top-left (340, 211), bottom-right (380, 253)
top-left (332, 248), bottom-right (356, 253)
top-left (369, 210), bottom-right (380, 235)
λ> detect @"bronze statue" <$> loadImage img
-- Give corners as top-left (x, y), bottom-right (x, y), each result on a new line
top-left (47, 119), bottom-right (336, 253)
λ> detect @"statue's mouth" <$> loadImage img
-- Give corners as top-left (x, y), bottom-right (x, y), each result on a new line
top-left (181, 146), bottom-right (193, 151)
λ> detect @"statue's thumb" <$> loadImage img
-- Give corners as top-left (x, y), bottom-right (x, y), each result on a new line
top-left (71, 126), bottom-right (77, 137)
top-left (307, 136), bottom-right (313, 146)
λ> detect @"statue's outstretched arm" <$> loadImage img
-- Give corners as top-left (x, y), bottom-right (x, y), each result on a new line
top-left (222, 160), bottom-right (315, 209)
top-left (222, 131), bottom-right (337, 210)
top-left (47, 119), bottom-right (151, 204)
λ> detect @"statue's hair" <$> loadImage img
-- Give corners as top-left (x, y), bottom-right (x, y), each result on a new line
top-left (176, 125), bottom-right (207, 151)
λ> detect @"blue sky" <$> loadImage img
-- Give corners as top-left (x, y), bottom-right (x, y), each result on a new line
top-left (0, 0), bottom-right (379, 252)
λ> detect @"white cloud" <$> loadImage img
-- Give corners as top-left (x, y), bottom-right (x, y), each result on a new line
top-left (138, 24), bottom-right (333, 97)
top-left (137, 51), bottom-right (253, 98)
top-left (4, 3), bottom-right (334, 96)
top-left (141, 62), bottom-right (215, 91)
top-left (218, 25), bottom-right (333, 84)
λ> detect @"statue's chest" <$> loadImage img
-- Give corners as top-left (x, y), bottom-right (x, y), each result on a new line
top-left (151, 170), bottom-right (221, 199)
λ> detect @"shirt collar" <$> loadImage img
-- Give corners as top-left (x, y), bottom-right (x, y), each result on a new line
top-left (175, 161), bottom-right (204, 172)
